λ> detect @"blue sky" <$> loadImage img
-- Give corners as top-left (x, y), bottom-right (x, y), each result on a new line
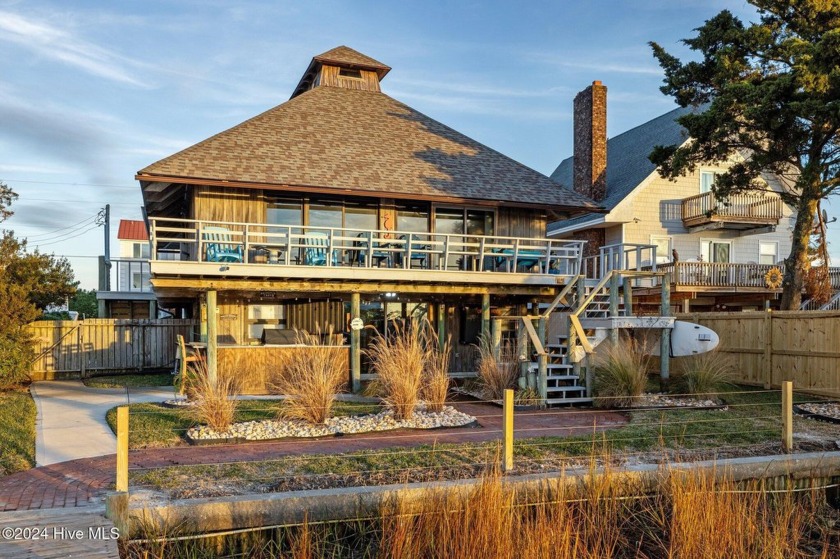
top-left (2, 0), bottom-right (835, 289)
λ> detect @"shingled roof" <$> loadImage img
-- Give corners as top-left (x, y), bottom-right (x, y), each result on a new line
top-left (313, 46), bottom-right (391, 78)
top-left (547, 104), bottom-right (700, 233)
top-left (138, 84), bottom-right (599, 212)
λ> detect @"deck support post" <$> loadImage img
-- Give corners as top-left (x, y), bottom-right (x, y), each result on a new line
top-left (206, 289), bottom-right (218, 385)
top-left (622, 276), bottom-right (634, 317)
top-left (572, 275), bottom-right (587, 385)
top-left (350, 292), bottom-right (361, 393)
top-left (481, 292), bottom-right (491, 342)
top-left (659, 273), bottom-right (671, 392)
top-left (436, 303), bottom-right (446, 348)
top-left (491, 318), bottom-right (502, 361)
top-left (517, 306), bottom-right (531, 389)
top-left (609, 272), bottom-right (620, 344)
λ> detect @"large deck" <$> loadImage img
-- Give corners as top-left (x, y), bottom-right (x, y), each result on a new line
top-left (681, 191), bottom-right (783, 232)
top-left (148, 218), bottom-right (585, 291)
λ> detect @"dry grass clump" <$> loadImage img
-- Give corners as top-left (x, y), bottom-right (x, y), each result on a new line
top-left (592, 337), bottom-right (651, 408)
top-left (188, 359), bottom-right (240, 433)
top-left (475, 335), bottom-right (520, 400)
top-left (366, 322), bottom-right (426, 421)
top-left (269, 329), bottom-right (348, 424)
top-left (421, 333), bottom-right (451, 413)
top-left (676, 349), bottom-right (734, 398)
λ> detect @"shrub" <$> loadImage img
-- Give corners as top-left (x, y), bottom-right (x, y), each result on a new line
top-left (475, 335), bottom-right (520, 400)
top-left (592, 337), bottom-right (650, 408)
top-left (366, 322), bottom-right (426, 421)
top-left (189, 359), bottom-right (240, 433)
top-left (269, 329), bottom-right (348, 424)
top-left (676, 349), bottom-right (733, 398)
top-left (421, 332), bottom-right (451, 413)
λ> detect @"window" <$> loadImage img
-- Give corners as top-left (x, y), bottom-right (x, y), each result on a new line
top-left (267, 197), bottom-right (303, 227)
top-left (132, 242), bottom-right (150, 259)
top-left (701, 240), bottom-right (731, 263)
top-left (650, 236), bottom-right (672, 264)
top-left (247, 304), bottom-right (286, 341)
top-left (700, 171), bottom-right (716, 194)
top-left (396, 203), bottom-right (430, 233)
top-left (339, 68), bottom-right (362, 79)
top-left (759, 241), bottom-right (777, 265)
top-left (308, 199), bottom-right (343, 229)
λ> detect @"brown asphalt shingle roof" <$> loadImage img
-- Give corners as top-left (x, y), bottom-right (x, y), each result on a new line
top-left (314, 46), bottom-right (391, 78)
top-left (139, 86), bottom-right (599, 211)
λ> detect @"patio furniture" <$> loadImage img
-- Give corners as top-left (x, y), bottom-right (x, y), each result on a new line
top-left (304, 232), bottom-right (338, 266)
top-left (493, 248), bottom-right (543, 272)
top-left (175, 334), bottom-right (202, 395)
top-left (203, 226), bottom-right (244, 263)
top-left (396, 234), bottom-right (429, 269)
top-left (353, 233), bottom-right (391, 267)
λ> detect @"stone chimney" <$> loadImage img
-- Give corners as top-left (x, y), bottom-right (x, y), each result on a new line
top-left (573, 80), bottom-right (607, 202)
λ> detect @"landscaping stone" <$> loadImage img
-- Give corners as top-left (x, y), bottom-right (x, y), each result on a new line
top-left (630, 393), bottom-right (724, 409)
top-left (186, 405), bottom-right (477, 442)
top-left (796, 402), bottom-right (840, 424)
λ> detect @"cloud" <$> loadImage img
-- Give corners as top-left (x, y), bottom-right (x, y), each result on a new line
top-left (0, 10), bottom-right (147, 86)
top-left (387, 88), bottom-right (569, 121)
top-left (388, 77), bottom-right (571, 99)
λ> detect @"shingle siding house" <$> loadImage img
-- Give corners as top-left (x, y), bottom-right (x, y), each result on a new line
top-left (546, 81), bottom-right (828, 312)
top-left (137, 46), bottom-right (599, 393)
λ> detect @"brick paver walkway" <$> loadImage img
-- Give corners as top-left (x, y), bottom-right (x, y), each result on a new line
top-left (0, 403), bottom-right (627, 511)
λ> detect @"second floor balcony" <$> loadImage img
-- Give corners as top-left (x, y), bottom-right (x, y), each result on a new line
top-left (681, 191), bottom-right (783, 233)
top-left (148, 218), bottom-right (585, 287)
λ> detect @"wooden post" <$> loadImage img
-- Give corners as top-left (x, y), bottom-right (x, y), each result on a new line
top-left (206, 290), bottom-right (218, 384)
top-left (782, 380), bottom-right (793, 453)
top-left (659, 273), bottom-right (671, 391)
top-left (503, 389), bottom-right (514, 472)
top-left (622, 276), bottom-right (634, 317)
top-left (437, 303), bottom-right (446, 348)
top-left (116, 406), bottom-right (128, 493)
top-left (763, 311), bottom-right (773, 389)
top-left (199, 297), bottom-right (208, 342)
top-left (350, 292), bottom-right (361, 393)
top-left (609, 272), bottom-right (620, 344)
top-left (537, 316), bottom-right (547, 347)
top-left (481, 292), bottom-right (491, 342)
top-left (517, 311), bottom-right (531, 389)
top-left (537, 353), bottom-right (548, 405)
top-left (491, 318), bottom-right (502, 361)
top-left (576, 274), bottom-right (587, 310)
top-left (78, 325), bottom-right (86, 379)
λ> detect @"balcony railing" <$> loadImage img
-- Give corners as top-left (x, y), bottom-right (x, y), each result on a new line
top-left (681, 191), bottom-right (783, 230)
top-left (655, 262), bottom-right (840, 290)
top-left (109, 258), bottom-right (152, 293)
top-left (148, 218), bottom-right (585, 276)
top-left (582, 243), bottom-right (659, 279)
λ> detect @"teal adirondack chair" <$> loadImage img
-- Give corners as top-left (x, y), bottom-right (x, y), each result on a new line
top-left (203, 226), bottom-right (244, 263)
top-left (304, 232), bottom-right (338, 266)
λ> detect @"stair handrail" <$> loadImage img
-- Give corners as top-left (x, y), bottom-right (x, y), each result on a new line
top-left (541, 274), bottom-right (582, 317)
top-left (820, 291), bottom-right (840, 311)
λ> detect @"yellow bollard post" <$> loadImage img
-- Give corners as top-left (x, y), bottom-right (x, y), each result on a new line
top-left (503, 389), bottom-right (514, 472)
top-left (116, 406), bottom-right (129, 492)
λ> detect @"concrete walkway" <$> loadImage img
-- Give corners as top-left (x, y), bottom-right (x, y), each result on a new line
top-left (30, 381), bottom-right (173, 466)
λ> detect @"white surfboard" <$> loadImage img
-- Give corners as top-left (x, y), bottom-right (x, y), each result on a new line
top-left (651, 320), bottom-right (719, 357)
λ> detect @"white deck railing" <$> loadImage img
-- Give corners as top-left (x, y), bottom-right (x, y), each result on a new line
top-left (582, 243), bottom-right (659, 279)
top-left (148, 217), bottom-right (585, 276)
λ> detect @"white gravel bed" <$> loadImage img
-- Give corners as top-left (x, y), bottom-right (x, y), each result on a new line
top-left (630, 393), bottom-right (723, 409)
top-left (798, 402), bottom-right (840, 420)
top-left (187, 404), bottom-right (476, 441)
top-left (164, 398), bottom-right (197, 407)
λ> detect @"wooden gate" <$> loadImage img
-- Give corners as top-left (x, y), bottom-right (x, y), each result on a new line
top-left (27, 319), bottom-right (198, 380)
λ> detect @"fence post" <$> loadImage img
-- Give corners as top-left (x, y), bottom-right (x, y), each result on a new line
top-left (659, 272), bottom-right (672, 392)
top-left (503, 389), bottom-right (514, 472)
top-left (609, 272), bottom-right (620, 344)
top-left (782, 381), bottom-right (793, 453)
top-left (763, 311), bottom-right (773, 389)
top-left (116, 406), bottom-right (129, 492)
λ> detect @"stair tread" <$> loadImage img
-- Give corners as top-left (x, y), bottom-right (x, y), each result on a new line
top-left (547, 385), bottom-right (587, 392)
top-left (546, 397), bottom-right (593, 405)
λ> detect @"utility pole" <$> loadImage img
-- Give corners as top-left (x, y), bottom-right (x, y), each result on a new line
top-left (104, 204), bottom-right (111, 291)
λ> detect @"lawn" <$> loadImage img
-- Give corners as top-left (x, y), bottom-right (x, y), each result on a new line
top-left (106, 400), bottom-right (383, 449)
top-left (128, 386), bottom-right (837, 497)
top-left (0, 389), bottom-right (36, 476)
top-left (84, 373), bottom-right (174, 389)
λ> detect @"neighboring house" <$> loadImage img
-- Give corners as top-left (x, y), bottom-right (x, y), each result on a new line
top-left (136, 46), bottom-right (599, 393)
top-left (96, 219), bottom-right (157, 318)
top-left (546, 81), bottom-right (836, 311)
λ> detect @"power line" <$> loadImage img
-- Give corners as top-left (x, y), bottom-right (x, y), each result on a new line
top-left (31, 225), bottom-right (101, 247)
top-left (14, 197), bottom-right (138, 206)
top-left (0, 178), bottom-right (136, 189)
top-left (26, 217), bottom-right (99, 243)
top-left (26, 213), bottom-right (99, 239)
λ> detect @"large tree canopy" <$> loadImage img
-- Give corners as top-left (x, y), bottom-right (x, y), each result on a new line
top-left (649, 0), bottom-right (840, 309)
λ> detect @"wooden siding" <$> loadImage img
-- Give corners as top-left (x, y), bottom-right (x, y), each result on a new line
top-left (319, 65), bottom-right (381, 92)
top-left (27, 319), bottom-right (197, 379)
top-left (676, 311), bottom-right (840, 396)
top-left (497, 207), bottom-right (546, 238)
top-left (218, 345), bottom-right (349, 394)
top-left (193, 186), bottom-right (266, 224)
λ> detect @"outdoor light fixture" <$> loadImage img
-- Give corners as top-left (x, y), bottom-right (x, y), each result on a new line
top-left (384, 292), bottom-right (397, 298)
top-left (219, 265), bottom-right (230, 272)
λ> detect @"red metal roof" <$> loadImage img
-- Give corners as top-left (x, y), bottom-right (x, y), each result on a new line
top-left (117, 220), bottom-right (148, 241)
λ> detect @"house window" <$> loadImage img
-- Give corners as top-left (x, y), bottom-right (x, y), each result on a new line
top-left (396, 202), bottom-right (430, 233)
top-left (339, 68), bottom-right (362, 79)
top-left (759, 241), bottom-right (778, 265)
top-left (247, 304), bottom-right (286, 341)
top-left (650, 236), bottom-right (672, 264)
top-left (267, 197), bottom-right (303, 227)
top-left (700, 171), bottom-right (716, 194)
top-left (132, 243), bottom-right (150, 259)
top-left (701, 240), bottom-right (731, 263)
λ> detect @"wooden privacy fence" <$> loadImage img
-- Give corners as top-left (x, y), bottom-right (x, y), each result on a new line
top-left (27, 319), bottom-right (198, 380)
top-left (676, 311), bottom-right (840, 397)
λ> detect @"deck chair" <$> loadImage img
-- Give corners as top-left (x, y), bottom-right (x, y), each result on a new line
top-left (203, 226), bottom-right (244, 263)
top-left (175, 335), bottom-right (201, 396)
top-left (396, 234), bottom-right (428, 269)
top-left (353, 232), bottom-right (392, 267)
top-left (304, 232), bottom-right (337, 266)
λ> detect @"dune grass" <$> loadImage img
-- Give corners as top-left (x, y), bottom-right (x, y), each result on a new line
top-left (0, 389), bottom-right (36, 476)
